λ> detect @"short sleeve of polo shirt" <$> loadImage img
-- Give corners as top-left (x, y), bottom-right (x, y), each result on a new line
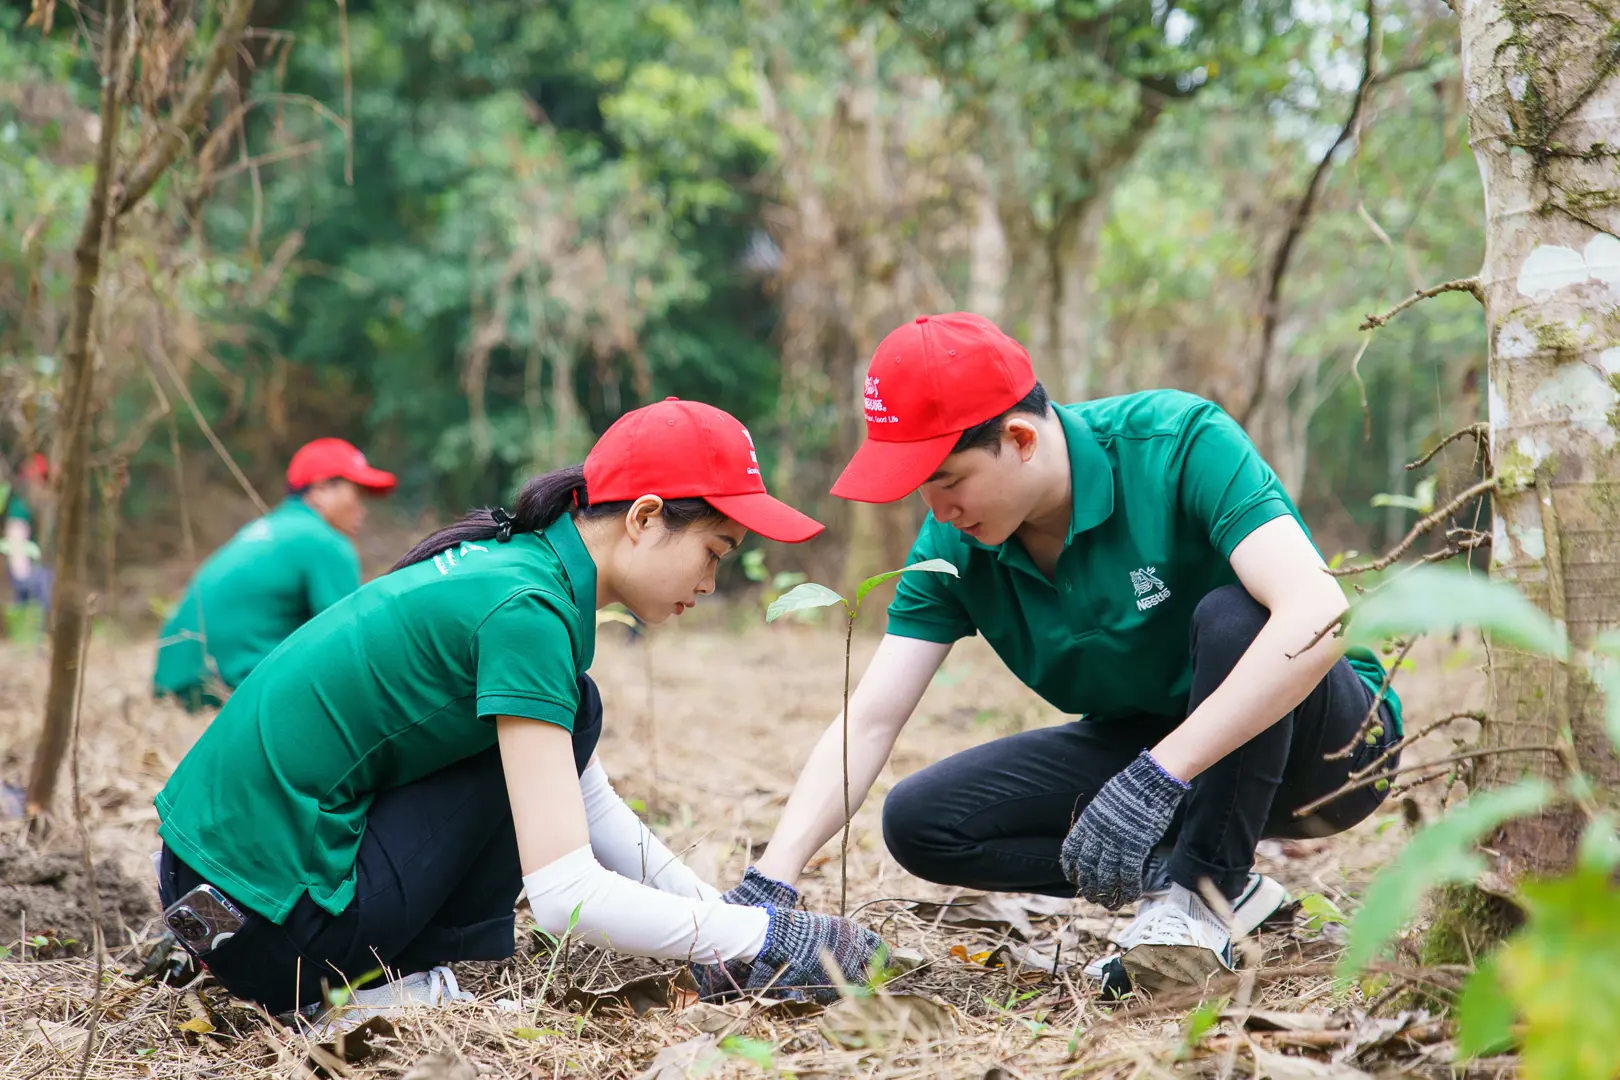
top-left (473, 590), bottom-right (582, 730)
top-left (883, 526), bottom-right (976, 644)
top-left (1177, 405), bottom-right (1295, 559)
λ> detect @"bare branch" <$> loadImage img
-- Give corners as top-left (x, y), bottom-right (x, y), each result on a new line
top-left (1329, 474), bottom-right (1497, 576)
top-left (1239, 0), bottom-right (1381, 425)
top-left (1294, 744), bottom-right (1562, 818)
top-left (1406, 423), bottom-right (1489, 471)
top-left (1324, 638), bottom-right (1413, 760)
top-left (1359, 277), bottom-right (1484, 330)
top-left (113, 0), bottom-right (257, 220)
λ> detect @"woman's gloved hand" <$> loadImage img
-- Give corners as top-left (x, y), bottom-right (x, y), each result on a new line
top-left (743, 907), bottom-right (886, 1003)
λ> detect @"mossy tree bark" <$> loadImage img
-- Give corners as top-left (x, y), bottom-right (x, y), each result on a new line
top-left (1468, 0), bottom-right (1620, 875)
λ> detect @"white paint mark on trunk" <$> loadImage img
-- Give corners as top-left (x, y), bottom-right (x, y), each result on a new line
top-left (1517, 244), bottom-right (1589, 297)
top-left (1587, 233), bottom-right (1620, 294)
top-left (1600, 347), bottom-right (1620, 378)
top-left (1497, 320), bottom-right (1538, 360)
top-left (1518, 525), bottom-right (1547, 561)
top-left (1529, 364), bottom-right (1620, 448)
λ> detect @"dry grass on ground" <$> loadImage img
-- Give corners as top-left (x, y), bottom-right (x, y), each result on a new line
top-left (0, 621), bottom-right (1509, 1078)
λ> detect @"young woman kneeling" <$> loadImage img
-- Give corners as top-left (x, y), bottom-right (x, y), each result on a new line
top-left (154, 399), bottom-right (882, 1022)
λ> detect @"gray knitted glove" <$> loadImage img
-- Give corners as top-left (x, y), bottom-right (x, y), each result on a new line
top-left (721, 867), bottom-right (799, 909)
top-left (744, 906), bottom-right (885, 1003)
top-left (691, 869), bottom-right (801, 998)
top-left (1060, 751), bottom-right (1190, 909)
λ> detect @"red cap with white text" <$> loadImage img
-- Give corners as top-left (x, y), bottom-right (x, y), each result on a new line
top-left (830, 313), bottom-right (1036, 503)
top-left (585, 398), bottom-right (823, 543)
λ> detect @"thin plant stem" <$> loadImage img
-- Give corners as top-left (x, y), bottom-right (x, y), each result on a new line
top-left (840, 605), bottom-right (853, 918)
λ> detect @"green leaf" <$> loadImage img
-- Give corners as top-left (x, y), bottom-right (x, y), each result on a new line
top-left (1298, 892), bottom-right (1348, 931)
top-left (512, 1027), bottom-right (565, 1040)
top-left (1369, 493), bottom-right (1427, 512)
top-left (1342, 780), bottom-right (1553, 977)
top-left (720, 1035), bottom-right (776, 1067)
top-left (853, 558), bottom-right (960, 608)
top-left (1591, 633), bottom-right (1620, 753)
top-left (1576, 813), bottom-right (1620, 874)
top-left (1180, 996), bottom-right (1225, 1052)
top-left (1496, 868), bottom-right (1620, 1079)
top-left (1455, 955), bottom-right (1517, 1059)
top-left (1345, 566), bottom-right (1568, 661)
top-left (765, 581), bottom-right (847, 622)
top-left (0, 945), bottom-right (9, 960)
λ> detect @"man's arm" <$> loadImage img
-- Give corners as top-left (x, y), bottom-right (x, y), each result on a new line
top-left (1147, 515), bottom-right (1349, 782)
top-left (754, 634), bottom-right (951, 887)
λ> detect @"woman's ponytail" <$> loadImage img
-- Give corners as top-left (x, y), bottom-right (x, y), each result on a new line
top-left (391, 465), bottom-right (588, 572)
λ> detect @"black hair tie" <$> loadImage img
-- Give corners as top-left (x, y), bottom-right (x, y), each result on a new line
top-left (491, 507), bottom-right (516, 543)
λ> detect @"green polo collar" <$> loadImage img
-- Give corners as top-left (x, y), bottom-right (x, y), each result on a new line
top-left (543, 512), bottom-right (598, 671)
top-left (958, 403), bottom-right (1116, 567)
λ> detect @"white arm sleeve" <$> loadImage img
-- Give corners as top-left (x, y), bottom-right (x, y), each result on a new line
top-left (579, 760), bottom-right (720, 901)
top-left (524, 844), bottom-right (769, 964)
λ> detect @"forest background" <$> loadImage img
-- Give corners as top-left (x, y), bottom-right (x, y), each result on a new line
top-left (0, 0), bottom-right (1487, 619)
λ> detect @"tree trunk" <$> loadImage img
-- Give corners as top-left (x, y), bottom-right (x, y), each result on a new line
top-left (27, 0), bottom-right (258, 816)
top-left (27, 0), bottom-right (129, 817)
top-left (1468, 0), bottom-right (1620, 875)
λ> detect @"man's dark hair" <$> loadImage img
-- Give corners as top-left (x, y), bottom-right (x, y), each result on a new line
top-left (950, 381), bottom-right (1051, 454)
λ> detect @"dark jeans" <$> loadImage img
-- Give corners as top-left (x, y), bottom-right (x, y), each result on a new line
top-left (881, 585), bottom-right (1399, 902)
top-left (158, 676), bottom-right (603, 1015)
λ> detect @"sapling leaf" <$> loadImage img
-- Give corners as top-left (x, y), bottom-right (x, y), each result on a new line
top-left (853, 558), bottom-right (960, 608)
top-left (1454, 955), bottom-right (1517, 1060)
top-left (766, 582), bottom-right (847, 622)
top-left (1344, 565), bottom-right (1568, 660)
top-left (1575, 812), bottom-right (1620, 874)
top-left (1592, 631), bottom-right (1620, 754)
top-left (1341, 780), bottom-right (1553, 978)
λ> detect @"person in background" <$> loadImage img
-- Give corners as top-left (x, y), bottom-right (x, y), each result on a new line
top-left (152, 438), bottom-right (396, 709)
top-left (154, 398), bottom-right (884, 1029)
top-left (1, 453), bottom-right (53, 631)
top-left (735, 313), bottom-right (1401, 996)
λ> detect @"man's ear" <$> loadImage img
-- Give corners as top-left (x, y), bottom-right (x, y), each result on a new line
top-left (624, 495), bottom-right (666, 542)
top-left (1005, 418), bottom-right (1040, 462)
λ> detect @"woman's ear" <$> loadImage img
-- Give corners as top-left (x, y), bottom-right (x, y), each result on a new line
top-left (624, 495), bottom-right (666, 543)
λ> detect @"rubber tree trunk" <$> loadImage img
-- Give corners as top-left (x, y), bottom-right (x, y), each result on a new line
top-left (26, 0), bottom-right (129, 817)
top-left (1468, 0), bottom-right (1620, 875)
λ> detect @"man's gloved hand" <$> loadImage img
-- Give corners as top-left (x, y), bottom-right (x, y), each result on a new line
top-left (744, 907), bottom-right (885, 1003)
top-left (721, 866), bottom-right (799, 909)
top-left (1060, 750), bottom-right (1190, 909)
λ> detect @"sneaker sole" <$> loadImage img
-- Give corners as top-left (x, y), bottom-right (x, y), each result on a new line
top-left (1121, 943), bottom-right (1232, 994)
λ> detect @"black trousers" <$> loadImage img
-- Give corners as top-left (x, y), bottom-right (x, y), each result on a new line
top-left (881, 586), bottom-right (1399, 901)
top-left (159, 676), bottom-right (603, 1015)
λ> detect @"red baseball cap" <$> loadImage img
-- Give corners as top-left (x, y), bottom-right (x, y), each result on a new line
top-left (286, 438), bottom-right (397, 494)
top-left (23, 453), bottom-right (48, 482)
top-left (831, 313), bottom-right (1036, 503)
top-left (585, 398), bottom-right (823, 543)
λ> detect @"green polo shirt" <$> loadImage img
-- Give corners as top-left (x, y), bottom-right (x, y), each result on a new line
top-left (155, 515), bottom-right (598, 922)
top-left (2, 485), bottom-right (30, 526)
top-left (887, 391), bottom-right (1399, 732)
top-left (152, 498), bottom-right (362, 699)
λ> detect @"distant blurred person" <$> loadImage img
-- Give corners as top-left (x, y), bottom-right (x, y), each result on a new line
top-left (152, 439), bottom-right (396, 709)
top-left (1, 453), bottom-right (53, 630)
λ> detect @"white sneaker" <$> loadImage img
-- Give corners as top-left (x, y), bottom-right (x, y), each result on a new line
top-left (310, 965), bottom-right (475, 1037)
top-left (1083, 873), bottom-right (1291, 987)
top-left (1121, 885), bottom-right (1234, 993)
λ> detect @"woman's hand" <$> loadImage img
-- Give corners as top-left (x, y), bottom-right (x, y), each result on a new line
top-left (744, 908), bottom-right (886, 1002)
